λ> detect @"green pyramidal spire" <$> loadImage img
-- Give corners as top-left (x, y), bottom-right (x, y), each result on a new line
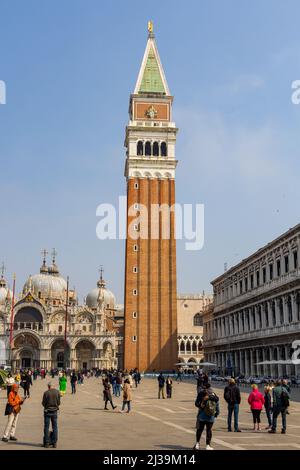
top-left (139, 46), bottom-right (166, 94)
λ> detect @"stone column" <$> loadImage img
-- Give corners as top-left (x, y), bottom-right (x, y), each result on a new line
top-left (292, 293), bottom-right (298, 322)
top-left (262, 348), bottom-right (266, 376)
top-left (245, 350), bottom-right (250, 376)
top-left (283, 296), bottom-right (289, 325)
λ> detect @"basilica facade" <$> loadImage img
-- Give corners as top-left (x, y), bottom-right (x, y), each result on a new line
top-left (0, 254), bottom-right (122, 371)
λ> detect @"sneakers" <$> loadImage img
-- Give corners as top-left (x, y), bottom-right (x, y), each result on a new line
top-left (234, 429), bottom-right (242, 433)
top-left (281, 430), bottom-right (286, 434)
top-left (206, 445), bottom-right (214, 450)
top-left (194, 442), bottom-right (200, 450)
top-left (268, 429), bottom-right (276, 434)
top-left (1, 437), bottom-right (8, 443)
top-left (9, 436), bottom-right (17, 441)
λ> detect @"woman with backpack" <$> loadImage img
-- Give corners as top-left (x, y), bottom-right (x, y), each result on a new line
top-left (194, 383), bottom-right (219, 451)
top-left (248, 384), bottom-right (265, 431)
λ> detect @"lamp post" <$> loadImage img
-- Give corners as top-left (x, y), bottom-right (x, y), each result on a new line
top-left (64, 276), bottom-right (69, 370)
top-left (8, 274), bottom-right (16, 369)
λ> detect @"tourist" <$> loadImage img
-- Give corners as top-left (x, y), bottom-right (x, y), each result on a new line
top-left (59, 371), bottom-right (67, 396)
top-left (2, 384), bottom-right (24, 443)
top-left (194, 383), bottom-right (219, 451)
top-left (176, 367), bottom-right (183, 383)
top-left (224, 378), bottom-right (241, 432)
top-left (264, 385), bottom-right (272, 429)
top-left (70, 371), bottom-right (77, 394)
top-left (120, 378), bottom-right (132, 413)
top-left (269, 379), bottom-right (290, 434)
top-left (103, 377), bottom-right (117, 410)
top-left (5, 373), bottom-right (15, 398)
top-left (248, 384), bottom-right (265, 431)
top-left (42, 382), bottom-right (61, 448)
top-left (166, 376), bottom-right (173, 398)
top-left (21, 370), bottom-right (32, 398)
top-left (14, 371), bottom-right (21, 384)
top-left (115, 373), bottom-right (122, 397)
top-left (157, 372), bottom-right (165, 399)
top-left (112, 374), bottom-right (117, 396)
top-left (134, 370), bottom-right (140, 388)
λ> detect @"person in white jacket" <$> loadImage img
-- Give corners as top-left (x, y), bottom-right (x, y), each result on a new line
top-left (5, 374), bottom-right (15, 399)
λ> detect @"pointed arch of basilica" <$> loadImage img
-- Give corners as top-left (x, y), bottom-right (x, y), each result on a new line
top-left (12, 332), bottom-right (41, 369)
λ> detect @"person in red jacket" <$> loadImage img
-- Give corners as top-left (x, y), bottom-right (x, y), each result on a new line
top-left (2, 384), bottom-right (24, 442)
top-left (248, 384), bottom-right (265, 431)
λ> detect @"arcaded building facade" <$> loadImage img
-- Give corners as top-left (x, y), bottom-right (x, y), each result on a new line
top-left (203, 224), bottom-right (300, 378)
top-left (177, 294), bottom-right (213, 365)
top-left (0, 255), bottom-right (121, 371)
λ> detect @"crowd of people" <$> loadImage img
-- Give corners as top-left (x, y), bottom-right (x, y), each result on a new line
top-left (193, 372), bottom-right (291, 450)
top-left (0, 366), bottom-right (293, 450)
top-left (1, 367), bottom-right (142, 448)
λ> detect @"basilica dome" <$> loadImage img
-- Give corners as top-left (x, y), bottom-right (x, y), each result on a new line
top-left (23, 259), bottom-right (67, 300)
top-left (86, 274), bottom-right (115, 310)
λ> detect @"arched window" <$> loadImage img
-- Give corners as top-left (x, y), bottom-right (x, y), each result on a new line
top-left (186, 340), bottom-right (191, 353)
top-left (192, 341), bottom-right (197, 353)
top-left (137, 141), bottom-right (143, 156)
top-left (193, 313), bottom-right (203, 326)
top-left (161, 142), bottom-right (167, 157)
top-left (145, 141), bottom-right (151, 156)
top-left (180, 341), bottom-right (185, 352)
top-left (153, 142), bottom-right (159, 156)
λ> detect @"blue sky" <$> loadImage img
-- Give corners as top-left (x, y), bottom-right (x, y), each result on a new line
top-left (0, 0), bottom-right (300, 302)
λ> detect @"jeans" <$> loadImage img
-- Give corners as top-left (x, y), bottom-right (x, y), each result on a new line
top-left (265, 407), bottom-right (272, 427)
top-left (115, 384), bottom-right (121, 397)
top-left (196, 421), bottom-right (213, 445)
top-left (71, 383), bottom-right (76, 394)
top-left (44, 411), bottom-right (58, 445)
top-left (122, 400), bottom-right (131, 412)
top-left (272, 406), bottom-right (287, 431)
top-left (227, 404), bottom-right (239, 431)
top-left (158, 387), bottom-right (165, 399)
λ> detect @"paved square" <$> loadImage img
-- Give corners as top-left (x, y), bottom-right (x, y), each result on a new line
top-left (1, 377), bottom-right (300, 450)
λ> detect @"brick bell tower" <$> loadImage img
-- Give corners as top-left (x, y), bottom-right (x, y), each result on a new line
top-left (123, 22), bottom-right (178, 372)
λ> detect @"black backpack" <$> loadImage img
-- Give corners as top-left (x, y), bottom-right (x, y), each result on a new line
top-left (281, 389), bottom-right (290, 408)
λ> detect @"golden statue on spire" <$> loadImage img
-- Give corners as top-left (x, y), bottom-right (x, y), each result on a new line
top-left (148, 20), bottom-right (153, 34)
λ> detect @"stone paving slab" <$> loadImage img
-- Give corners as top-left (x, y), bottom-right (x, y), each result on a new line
top-left (0, 377), bottom-right (299, 450)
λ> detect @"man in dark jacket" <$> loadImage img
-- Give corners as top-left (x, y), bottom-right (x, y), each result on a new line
top-left (42, 382), bottom-right (61, 448)
top-left (21, 371), bottom-right (32, 398)
top-left (70, 371), bottom-right (77, 395)
top-left (157, 373), bottom-right (165, 399)
top-left (224, 378), bottom-right (241, 432)
top-left (269, 380), bottom-right (290, 434)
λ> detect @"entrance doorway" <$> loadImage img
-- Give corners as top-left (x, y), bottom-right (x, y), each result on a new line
top-left (21, 357), bottom-right (32, 368)
top-left (57, 352), bottom-right (64, 368)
